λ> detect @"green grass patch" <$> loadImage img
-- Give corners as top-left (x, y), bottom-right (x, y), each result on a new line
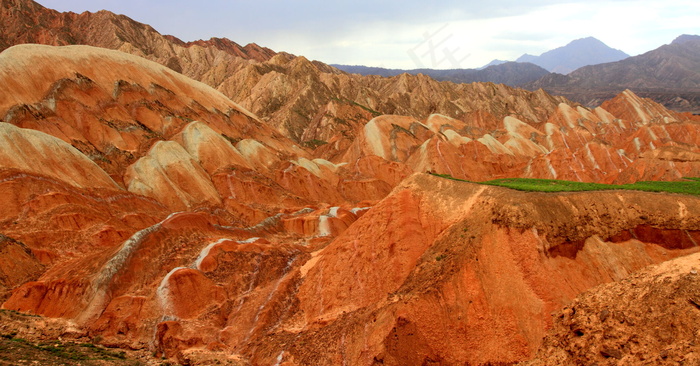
top-left (428, 173), bottom-right (700, 196)
top-left (302, 139), bottom-right (328, 149)
top-left (350, 101), bottom-right (381, 117)
top-left (329, 96), bottom-right (381, 116)
top-left (221, 133), bottom-right (241, 146)
top-left (0, 336), bottom-right (137, 365)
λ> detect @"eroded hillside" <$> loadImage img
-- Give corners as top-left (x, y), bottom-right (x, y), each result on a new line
top-left (524, 251), bottom-right (700, 365)
top-left (0, 5), bottom-right (700, 365)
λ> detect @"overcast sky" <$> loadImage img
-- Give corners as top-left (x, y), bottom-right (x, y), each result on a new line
top-left (38, 0), bottom-right (699, 69)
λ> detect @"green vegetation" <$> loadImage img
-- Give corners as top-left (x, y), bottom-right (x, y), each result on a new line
top-left (429, 173), bottom-right (700, 196)
top-left (0, 335), bottom-right (134, 365)
top-left (350, 100), bottom-right (381, 117)
top-left (292, 108), bottom-right (312, 121)
top-left (221, 133), bottom-right (241, 145)
top-left (329, 96), bottom-right (381, 117)
top-left (0, 309), bottom-right (40, 318)
top-left (22, 340), bottom-right (125, 360)
top-left (302, 139), bottom-right (328, 149)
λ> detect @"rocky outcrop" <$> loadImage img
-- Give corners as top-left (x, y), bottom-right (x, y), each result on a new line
top-left (601, 89), bottom-right (683, 124)
top-left (281, 174), bottom-right (700, 365)
top-left (0, 122), bottom-right (120, 190)
top-left (0, 44), bottom-right (247, 117)
top-left (0, 44), bottom-right (335, 212)
top-left (0, 43), bottom-right (280, 187)
top-left (125, 141), bottom-right (222, 211)
top-left (176, 121), bottom-right (251, 174)
top-left (525, 251), bottom-right (700, 365)
top-left (0, 234), bottom-right (43, 302)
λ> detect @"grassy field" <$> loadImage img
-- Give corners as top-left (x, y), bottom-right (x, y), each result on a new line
top-left (429, 173), bottom-right (700, 196)
top-left (0, 335), bottom-right (142, 366)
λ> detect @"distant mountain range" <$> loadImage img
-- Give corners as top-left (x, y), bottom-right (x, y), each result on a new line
top-left (335, 35), bottom-right (700, 113)
top-left (331, 62), bottom-right (550, 86)
top-left (478, 59), bottom-right (508, 69)
top-left (515, 37), bottom-right (629, 74)
top-left (525, 35), bottom-right (700, 113)
top-left (335, 36), bottom-right (629, 89)
top-left (1, 0), bottom-right (697, 113)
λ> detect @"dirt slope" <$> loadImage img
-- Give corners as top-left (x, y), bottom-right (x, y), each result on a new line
top-left (524, 251), bottom-right (700, 365)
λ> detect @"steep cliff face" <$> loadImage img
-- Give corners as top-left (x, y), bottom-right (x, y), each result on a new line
top-left (279, 174), bottom-right (700, 365)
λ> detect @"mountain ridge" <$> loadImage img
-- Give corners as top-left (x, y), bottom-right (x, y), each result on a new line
top-left (334, 36), bottom-right (630, 86)
top-left (525, 34), bottom-right (700, 113)
top-left (0, 0), bottom-right (570, 144)
top-left (515, 36), bottom-right (629, 74)
top-left (332, 61), bottom-right (550, 86)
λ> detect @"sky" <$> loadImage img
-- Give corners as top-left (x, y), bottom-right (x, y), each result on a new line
top-left (38, 0), bottom-right (700, 70)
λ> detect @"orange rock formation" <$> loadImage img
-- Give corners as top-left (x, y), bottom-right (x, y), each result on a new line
top-left (0, 7), bottom-right (700, 364)
top-left (525, 251), bottom-right (700, 365)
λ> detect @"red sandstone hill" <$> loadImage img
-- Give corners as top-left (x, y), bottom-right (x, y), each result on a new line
top-left (0, 0), bottom-right (575, 144)
top-left (3, 167), bottom-right (700, 364)
top-left (0, 43), bottom-right (699, 365)
top-left (0, 0), bottom-right (276, 63)
top-left (4, 0), bottom-right (699, 144)
top-left (1, 2), bottom-right (700, 365)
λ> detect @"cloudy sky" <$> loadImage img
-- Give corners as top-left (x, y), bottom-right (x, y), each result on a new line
top-left (38, 0), bottom-right (699, 69)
